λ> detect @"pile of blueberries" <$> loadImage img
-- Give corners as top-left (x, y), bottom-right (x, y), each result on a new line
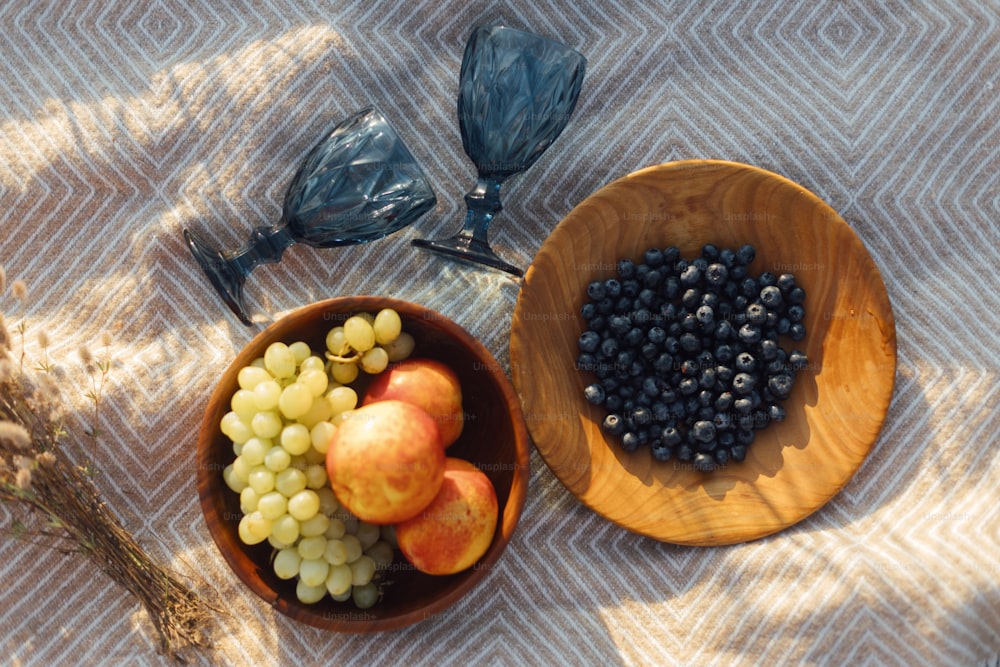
top-left (577, 243), bottom-right (808, 471)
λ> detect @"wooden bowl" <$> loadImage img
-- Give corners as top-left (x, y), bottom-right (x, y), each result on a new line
top-left (510, 160), bottom-right (896, 546)
top-left (196, 296), bottom-right (530, 631)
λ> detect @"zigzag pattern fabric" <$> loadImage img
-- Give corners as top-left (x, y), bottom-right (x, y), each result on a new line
top-left (1, 1), bottom-right (997, 665)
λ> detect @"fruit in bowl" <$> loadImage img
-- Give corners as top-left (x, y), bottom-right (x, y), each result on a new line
top-left (196, 296), bottom-right (530, 632)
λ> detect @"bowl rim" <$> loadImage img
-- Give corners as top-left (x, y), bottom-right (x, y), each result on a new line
top-left (195, 295), bottom-right (531, 631)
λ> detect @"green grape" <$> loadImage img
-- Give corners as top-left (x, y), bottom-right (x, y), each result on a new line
top-left (299, 513), bottom-right (329, 538)
top-left (359, 347), bottom-right (389, 374)
top-left (252, 379), bottom-right (282, 411)
top-left (280, 423), bottom-right (312, 456)
top-left (237, 511), bottom-right (271, 545)
top-left (323, 538), bottom-right (348, 566)
top-left (316, 488), bottom-right (339, 516)
top-left (297, 535), bottom-right (328, 561)
top-left (220, 411), bottom-right (254, 444)
top-left (310, 421), bottom-right (336, 454)
top-left (272, 547), bottom-right (301, 580)
top-left (229, 456), bottom-right (252, 485)
top-left (297, 368), bottom-right (329, 397)
top-left (304, 464), bottom-right (327, 490)
top-left (299, 355), bottom-right (326, 373)
top-left (302, 446), bottom-right (326, 465)
top-left (288, 341), bottom-right (312, 365)
top-left (264, 342), bottom-right (297, 379)
top-left (349, 555), bottom-right (376, 586)
top-left (373, 308), bottom-right (402, 345)
top-left (287, 489), bottom-right (320, 521)
top-left (296, 579), bottom-right (327, 604)
top-left (278, 382), bottom-right (313, 420)
top-left (237, 365), bottom-right (272, 391)
top-left (354, 522), bottom-right (381, 551)
top-left (341, 534), bottom-right (363, 563)
top-left (296, 396), bottom-right (332, 429)
top-left (326, 386), bottom-right (358, 415)
top-left (230, 389), bottom-right (258, 422)
top-left (329, 361), bottom-right (359, 385)
top-left (325, 563), bottom-right (352, 596)
top-left (263, 446), bottom-right (291, 472)
top-left (239, 437), bottom-right (270, 467)
top-left (351, 582), bottom-right (379, 610)
top-left (223, 464), bottom-right (247, 493)
top-left (267, 535), bottom-right (292, 550)
top-left (299, 558), bottom-right (330, 588)
top-left (325, 326), bottom-right (349, 356)
top-left (274, 467), bottom-right (307, 497)
top-left (365, 541), bottom-right (395, 570)
top-left (250, 410), bottom-right (283, 439)
top-left (239, 487), bottom-right (260, 514)
top-left (270, 513), bottom-right (300, 545)
top-left (344, 316), bottom-right (376, 352)
top-left (384, 332), bottom-right (415, 362)
top-left (256, 491), bottom-right (288, 520)
top-left (324, 518), bottom-right (346, 541)
top-left (247, 466), bottom-right (275, 495)
top-left (379, 524), bottom-right (398, 549)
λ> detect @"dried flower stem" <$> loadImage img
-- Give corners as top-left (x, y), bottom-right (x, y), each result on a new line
top-left (0, 272), bottom-right (218, 661)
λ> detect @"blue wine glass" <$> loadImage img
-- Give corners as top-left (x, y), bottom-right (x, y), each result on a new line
top-left (184, 107), bottom-right (436, 325)
top-left (412, 25), bottom-right (586, 276)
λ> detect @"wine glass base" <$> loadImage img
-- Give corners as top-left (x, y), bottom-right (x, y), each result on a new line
top-left (183, 228), bottom-right (254, 325)
top-left (411, 237), bottom-right (524, 277)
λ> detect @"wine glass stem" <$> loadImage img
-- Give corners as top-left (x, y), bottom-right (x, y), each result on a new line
top-left (225, 225), bottom-right (297, 278)
top-left (456, 177), bottom-right (504, 248)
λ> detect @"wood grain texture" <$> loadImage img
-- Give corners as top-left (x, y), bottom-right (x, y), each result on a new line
top-left (510, 160), bottom-right (897, 545)
top-left (196, 296), bottom-right (531, 631)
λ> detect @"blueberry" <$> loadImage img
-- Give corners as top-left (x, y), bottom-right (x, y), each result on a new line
top-left (696, 305), bottom-right (715, 326)
top-left (713, 411), bottom-right (733, 430)
top-left (733, 397), bottom-right (753, 414)
top-left (651, 441), bottom-right (673, 461)
top-left (738, 323), bottom-right (762, 344)
top-left (714, 391), bottom-right (734, 412)
top-left (639, 288), bottom-right (657, 307)
top-left (789, 323), bottom-right (807, 341)
top-left (584, 383), bottom-right (606, 405)
top-left (663, 246), bottom-right (681, 265)
top-left (581, 302), bottom-right (597, 320)
top-left (621, 432), bottom-right (642, 452)
top-left (644, 269), bottom-right (663, 289)
top-left (745, 303), bottom-right (768, 325)
top-left (693, 452), bottom-right (716, 472)
top-left (732, 372), bottom-right (756, 395)
top-left (599, 337), bottom-right (619, 359)
top-left (577, 353), bottom-right (597, 371)
top-left (679, 333), bottom-right (701, 353)
top-left (617, 258), bottom-right (637, 279)
top-left (788, 286), bottom-right (806, 305)
top-left (677, 444), bottom-right (694, 461)
top-left (768, 403), bottom-right (787, 422)
top-left (680, 264), bottom-right (702, 285)
top-left (602, 413), bottom-right (625, 436)
top-left (679, 377), bottom-right (700, 396)
top-left (715, 343), bottom-right (735, 363)
top-left (777, 273), bottom-right (796, 293)
top-left (579, 330), bottom-right (600, 353)
top-left (713, 448), bottom-right (730, 466)
top-left (719, 248), bottom-right (736, 267)
top-left (735, 352), bottom-right (756, 373)
top-left (705, 263), bottom-right (729, 286)
top-left (587, 280), bottom-right (607, 300)
top-left (682, 288), bottom-right (701, 310)
top-left (787, 305), bottom-right (805, 323)
top-left (691, 420), bottom-right (717, 443)
top-left (767, 374), bottom-right (794, 399)
top-left (622, 279), bottom-right (641, 298)
top-left (736, 244), bottom-right (756, 265)
top-left (644, 247), bottom-right (665, 267)
top-left (758, 271), bottom-right (777, 287)
top-left (788, 350), bottom-right (809, 369)
top-left (605, 395), bottom-right (623, 412)
top-left (760, 285), bottom-right (783, 309)
top-left (604, 279), bottom-right (622, 298)
top-left (625, 327), bottom-right (645, 347)
top-left (729, 444), bottom-right (748, 462)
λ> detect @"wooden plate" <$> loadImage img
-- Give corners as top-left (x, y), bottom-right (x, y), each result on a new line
top-left (510, 160), bottom-right (896, 545)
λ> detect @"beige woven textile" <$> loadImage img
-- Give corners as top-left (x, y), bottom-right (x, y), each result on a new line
top-left (1, 1), bottom-right (998, 665)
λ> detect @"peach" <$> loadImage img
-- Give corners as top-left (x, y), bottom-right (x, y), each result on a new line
top-left (325, 400), bottom-right (444, 524)
top-left (395, 457), bottom-right (498, 575)
top-left (362, 358), bottom-right (464, 447)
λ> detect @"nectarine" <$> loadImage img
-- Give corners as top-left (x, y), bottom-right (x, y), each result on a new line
top-left (362, 358), bottom-right (464, 447)
top-left (325, 400), bottom-right (445, 524)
